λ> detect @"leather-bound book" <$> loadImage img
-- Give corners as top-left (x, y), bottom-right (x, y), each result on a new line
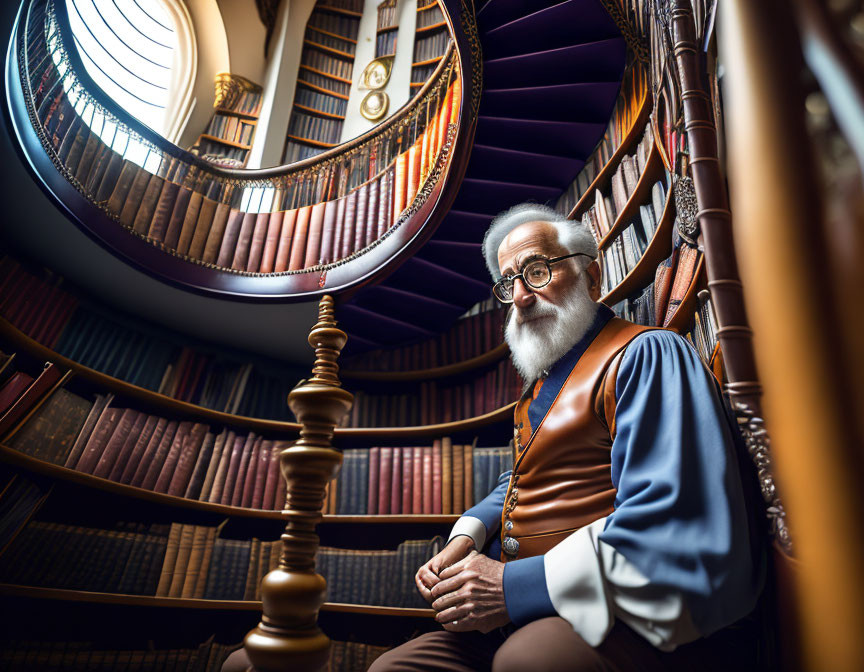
top-left (422, 445), bottom-right (435, 514)
top-left (184, 431), bottom-right (215, 500)
top-left (202, 202), bottom-right (231, 264)
top-left (400, 447), bottom-right (413, 514)
top-left (208, 430), bottom-right (237, 503)
top-left (166, 523), bottom-right (196, 597)
top-left (73, 133), bottom-right (102, 184)
top-left (622, 155), bottom-right (640, 195)
top-left (137, 420), bottom-right (179, 490)
top-left (441, 437), bottom-right (453, 514)
top-left (56, 116), bottom-right (83, 164)
top-left (251, 440), bottom-right (272, 509)
top-left (120, 416), bottom-right (170, 487)
top-left (61, 126), bottom-right (90, 177)
top-left (663, 244), bottom-right (699, 326)
top-left (262, 440), bottom-right (284, 510)
top-left (436, 85), bottom-right (454, 158)
top-left (231, 212), bottom-right (258, 271)
top-left (331, 196), bottom-right (347, 263)
top-left (93, 153), bottom-right (124, 203)
top-left (244, 538), bottom-right (262, 600)
top-left (364, 177), bottom-right (379, 247)
top-left (407, 138), bottom-right (422, 205)
top-left (653, 245), bottom-right (680, 326)
top-left (84, 144), bottom-right (114, 195)
top-left (132, 174), bottom-right (165, 235)
top-left (162, 186), bottom-right (193, 250)
top-left (192, 526), bottom-right (218, 597)
top-left (340, 191), bottom-right (357, 259)
top-left (303, 202), bottom-right (327, 268)
top-left (108, 413), bottom-right (153, 482)
top-left (167, 422), bottom-right (209, 497)
top-left (463, 440), bottom-right (475, 509)
top-left (68, 403), bottom-right (122, 475)
top-left (393, 151), bottom-right (408, 223)
top-left (6, 388), bottom-right (91, 464)
top-left (155, 523), bottom-right (183, 597)
top-left (91, 408), bottom-right (140, 479)
top-left (259, 211), bottom-right (284, 273)
top-left (176, 191), bottom-right (204, 256)
top-left (377, 169), bottom-right (391, 237)
top-left (273, 209), bottom-right (297, 272)
top-left (199, 430), bottom-right (229, 502)
top-left (288, 206), bottom-right (312, 270)
top-left (153, 421), bottom-right (193, 493)
top-left (230, 433), bottom-right (259, 507)
top-left (118, 168), bottom-right (152, 228)
top-left (419, 120), bottom-right (432, 187)
top-left (611, 168), bottom-right (628, 215)
top-left (240, 436), bottom-right (263, 508)
top-left (218, 432), bottom-right (247, 505)
top-left (432, 439), bottom-right (443, 514)
top-left (318, 200), bottom-right (337, 265)
top-left (104, 160), bottom-right (138, 216)
top-left (378, 446), bottom-right (393, 514)
top-left (245, 213), bottom-right (271, 272)
top-left (0, 372), bottom-right (33, 416)
top-left (180, 525), bottom-right (210, 598)
top-left (352, 184), bottom-right (368, 254)
top-left (216, 208), bottom-right (245, 268)
top-left (367, 446), bottom-right (379, 514)
top-left (146, 180), bottom-right (180, 242)
top-left (452, 443), bottom-right (465, 514)
top-left (389, 446), bottom-right (402, 514)
top-left (188, 197), bottom-right (219, 260)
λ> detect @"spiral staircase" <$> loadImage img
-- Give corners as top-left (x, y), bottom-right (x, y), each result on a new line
top-left (4, 0), bottom-right (626, 357)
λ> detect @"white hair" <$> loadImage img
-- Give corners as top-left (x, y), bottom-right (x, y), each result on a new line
top-left (482, 203), bottom-right (598, 280)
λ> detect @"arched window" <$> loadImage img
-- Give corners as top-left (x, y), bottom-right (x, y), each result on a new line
top-left (64, 0), bottom-right (196, 142)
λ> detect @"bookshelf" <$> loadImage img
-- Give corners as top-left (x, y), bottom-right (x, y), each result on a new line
top-left (195, 74), bottom-right (263, 169)
top-left (283, 0), bottom-right (363, 163)
top-left (412, 1), bottom-right (451, 88)
top-left (375, 0), bottom-right (399, 58)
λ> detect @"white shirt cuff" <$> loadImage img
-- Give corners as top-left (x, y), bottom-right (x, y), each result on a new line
top-left (447, 515), bottom-right (487, 551)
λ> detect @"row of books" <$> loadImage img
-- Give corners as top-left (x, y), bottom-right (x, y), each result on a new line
top-left (556, 63), bottom-right (649, 215)
top-left (343, 304), bottom-right (507, 371)
top-left (376, 31), bottom-right (398, 57)
top-left (685, 290), bottom-right (720, 367)
top-left (197, 141), bottom-right (247, 167)
top-left (417, 2), bottom-right (445, 29)
top-left (288, 111), bottom-right (343, 145)
top-left (413, 31), bottom-right (449, 62)
top-left (295, 83), bottom-right (348, 116)
top-left (0, 258), bottom-right (300, 419)
top-left (411, 61), bottom-right (438, 84)
top-left (302, 48), bottom-right (354, 80)
top-left (6, 386), bottom-right (291, 510)
top-left (600, 222), bottom-right (651, 295)
top-left (0, 515), bottom-right (440, 608)
top-left (343, 359), bottom-right (521, 427)
top-left (283, 140), bottom-right (327, 163)
top-left (299, 70), bottom-right (351, 98)
top-left (30, 33), bottom-right (458, 272)
top-left (578, 126), bottom-right (655, 238)
top-left (0, 636), bottom-right (238, 672)
top-left (306, 32), bottom-right (357, 57)
top-left (323, 442), bottom-right (513, 515)
top-left (308, 13), bottom-right (361, 40)
top-left (204, 116), bottom-right (255, 148)
top-left (611, 283), bottom-right (657, 327)
top-left (377, 1), bottom-right (399, 29)
top-left (319, 0), bottom-right (364, 12)
top-left (221, 89), bottom-right (262, 117)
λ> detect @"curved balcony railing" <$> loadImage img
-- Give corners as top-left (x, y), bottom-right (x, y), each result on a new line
top-left (5, 0), bottom-right (478, 300)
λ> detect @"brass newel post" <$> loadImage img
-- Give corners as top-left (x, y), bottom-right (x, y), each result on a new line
top-left (243, 295), bottom-right (353, 672)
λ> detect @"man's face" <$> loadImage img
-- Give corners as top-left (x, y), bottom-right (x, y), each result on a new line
top-left (497, 220), bottom-right (601, 382)
top-left (497, 220), bottom-right (581, 323)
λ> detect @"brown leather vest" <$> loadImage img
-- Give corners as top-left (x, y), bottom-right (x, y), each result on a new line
top-left (500, 318), bottom-right (657, 561)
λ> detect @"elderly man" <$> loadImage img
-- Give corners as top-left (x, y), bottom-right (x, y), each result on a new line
top-left (370, 204), bottom-right (765, 671)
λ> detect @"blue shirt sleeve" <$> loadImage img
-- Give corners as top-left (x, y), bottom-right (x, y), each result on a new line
top-left (461, 470), bottom-right (511, 536)
top-left (599, 330), bottom-right (764, 635)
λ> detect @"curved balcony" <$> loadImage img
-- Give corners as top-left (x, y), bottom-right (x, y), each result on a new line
top-left (5, 0), bottom-right (477, 301)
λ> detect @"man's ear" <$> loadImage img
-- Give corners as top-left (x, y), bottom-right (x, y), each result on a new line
top-left (586, 260), bottom-right (602, 301)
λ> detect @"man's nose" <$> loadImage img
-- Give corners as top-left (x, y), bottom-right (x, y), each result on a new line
top-left (513, 277), bottom-right (535, 308)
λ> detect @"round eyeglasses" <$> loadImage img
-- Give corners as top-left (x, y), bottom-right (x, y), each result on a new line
top-left (492, 252), bottom-right (593, 304)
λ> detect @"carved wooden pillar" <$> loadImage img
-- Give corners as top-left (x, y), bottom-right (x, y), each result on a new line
top-left (242, 295), bottom-right (353, 672)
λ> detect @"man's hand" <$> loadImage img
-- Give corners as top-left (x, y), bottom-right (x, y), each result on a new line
top-left (429, 550), bottom-right (510, 633)
top-left (415, 535), bottom-right (475, 604)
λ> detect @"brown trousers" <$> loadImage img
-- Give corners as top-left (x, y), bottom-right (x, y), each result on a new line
top-left (367, 617), bottom-right (761, 672)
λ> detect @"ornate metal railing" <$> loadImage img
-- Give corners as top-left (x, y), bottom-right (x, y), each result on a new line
top-left (7, 0), bottom-right (479, 300)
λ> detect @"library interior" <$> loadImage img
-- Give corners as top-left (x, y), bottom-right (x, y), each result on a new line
top-left (0, 0), bottom-right (861, 670)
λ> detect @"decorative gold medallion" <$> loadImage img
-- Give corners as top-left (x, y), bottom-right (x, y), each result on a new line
top-left (360, 91), bottom-right (389, 121)
top-left (358, 56), bottom-right (394, 91)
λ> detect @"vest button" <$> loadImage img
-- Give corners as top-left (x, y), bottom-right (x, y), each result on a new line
top-left (504, 520), bottom-right (513, 531)
top-left (502, 536), bottom-right (519, 556)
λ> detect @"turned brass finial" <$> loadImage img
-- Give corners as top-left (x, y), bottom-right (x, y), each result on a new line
top-left (241, 295), bottom-right (352, 672)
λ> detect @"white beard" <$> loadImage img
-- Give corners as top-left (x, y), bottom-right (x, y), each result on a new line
top-left (504, 278), bottom-right (599, 384)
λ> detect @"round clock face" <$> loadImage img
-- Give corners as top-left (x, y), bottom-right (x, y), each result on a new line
top-left (361, 91), bottom-right (390, 121)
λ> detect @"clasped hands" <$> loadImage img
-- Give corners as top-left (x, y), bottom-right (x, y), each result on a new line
top-left (414, 535), bottom-right (510, 633)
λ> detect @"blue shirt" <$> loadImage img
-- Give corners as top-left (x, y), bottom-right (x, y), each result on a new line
top-left (461, 308), bottom-right (764, 637)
